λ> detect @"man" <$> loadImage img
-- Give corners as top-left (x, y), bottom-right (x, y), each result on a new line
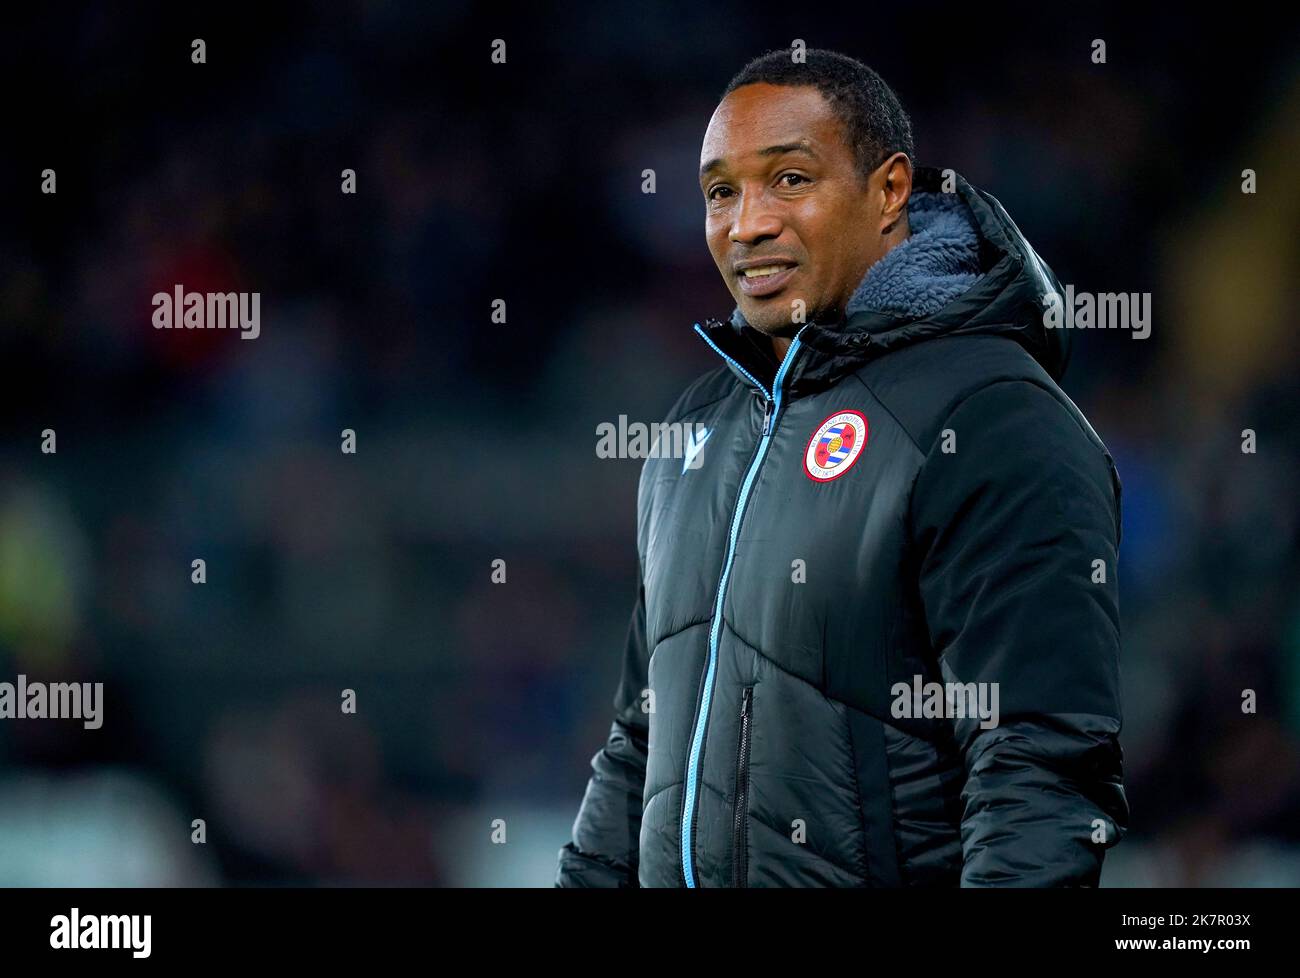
top-left (557, 48), bottom-right (1128, 887)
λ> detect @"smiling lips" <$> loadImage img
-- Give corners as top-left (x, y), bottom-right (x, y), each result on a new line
top-left (736, 261), bottom-right (797, 297)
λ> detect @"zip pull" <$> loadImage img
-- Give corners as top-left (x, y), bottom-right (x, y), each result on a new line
top-left (762, 325), bottom-right (806, 438)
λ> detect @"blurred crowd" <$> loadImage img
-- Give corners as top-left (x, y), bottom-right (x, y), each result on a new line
top-left (0, 3), bottom-right (1297, 884)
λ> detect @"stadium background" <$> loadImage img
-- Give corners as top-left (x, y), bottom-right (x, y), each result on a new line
top-left (1, 3), bottom-right (1297, 885)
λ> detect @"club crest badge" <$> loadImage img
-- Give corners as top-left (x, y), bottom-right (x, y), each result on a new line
top-left (803, 410), bottom-right (868, 482)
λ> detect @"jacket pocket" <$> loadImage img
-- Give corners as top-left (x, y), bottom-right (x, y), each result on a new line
top-left (732, 685), bottom-right (754, 888)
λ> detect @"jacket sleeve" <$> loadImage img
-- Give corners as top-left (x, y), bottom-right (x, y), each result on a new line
top-left (909, 379), bottom-right (1129, 887)
top-left (555, 561), bottom-right (651, 887)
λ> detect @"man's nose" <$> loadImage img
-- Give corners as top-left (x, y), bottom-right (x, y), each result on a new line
top-left (729, 187), bottom-right (782, 245)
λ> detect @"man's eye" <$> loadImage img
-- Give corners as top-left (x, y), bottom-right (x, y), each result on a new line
top-left (779, 173), bottom-right (809, 187)
top-left (708, 186), bottom-right (733, 201)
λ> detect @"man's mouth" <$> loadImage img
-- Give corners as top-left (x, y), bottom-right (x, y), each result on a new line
top-left (735, 262), bottom-right (798, 298)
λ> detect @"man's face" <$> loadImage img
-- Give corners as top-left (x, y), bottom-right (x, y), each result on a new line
top-left (699, 83), bottom-right (888, 335)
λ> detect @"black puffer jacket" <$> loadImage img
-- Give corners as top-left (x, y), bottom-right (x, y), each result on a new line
top-left (557, 166), bottom-right (1129, 887)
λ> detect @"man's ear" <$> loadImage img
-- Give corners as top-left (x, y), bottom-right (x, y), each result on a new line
top-left (877, 152), bottom-right (912, 236)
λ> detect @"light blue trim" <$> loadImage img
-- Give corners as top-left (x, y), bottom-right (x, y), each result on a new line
top-left (680, 322), bottom-right (807, 887)
top-left (693, 323), bottom-right (770, 400)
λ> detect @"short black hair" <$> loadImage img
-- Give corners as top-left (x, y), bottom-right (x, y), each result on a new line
top-left (722, 49), bottom-right (915, 182)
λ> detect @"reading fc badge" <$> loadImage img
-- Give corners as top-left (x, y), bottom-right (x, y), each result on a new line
top-left (803, 410), bottom-right (868, 482)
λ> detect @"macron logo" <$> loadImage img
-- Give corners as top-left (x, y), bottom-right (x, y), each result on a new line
top-left (682, 426), bottom-right (712, 474)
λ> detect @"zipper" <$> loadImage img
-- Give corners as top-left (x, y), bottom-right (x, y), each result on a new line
top-left (681, 322), bottom-right (806, 887)
top-left (732, 684), bottom-right (754, 888)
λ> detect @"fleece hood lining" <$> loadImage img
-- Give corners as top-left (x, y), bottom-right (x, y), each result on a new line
top-left (707, 166), bottom-right (1070, 385)
top-left (728, 186), bottom-right (985, 331)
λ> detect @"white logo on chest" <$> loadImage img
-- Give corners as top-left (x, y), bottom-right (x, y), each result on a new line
top-left (682, 426), bottom-right (712, 473)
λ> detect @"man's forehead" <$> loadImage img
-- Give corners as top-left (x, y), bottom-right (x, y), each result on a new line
top-left (699, 84), bottom-right (839, 173)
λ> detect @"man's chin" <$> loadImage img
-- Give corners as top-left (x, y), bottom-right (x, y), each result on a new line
top-left (736, 303), bottom-right (801, 337)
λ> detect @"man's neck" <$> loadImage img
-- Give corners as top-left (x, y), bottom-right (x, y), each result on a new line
top-left (771, 334), bottom-right (792, 362)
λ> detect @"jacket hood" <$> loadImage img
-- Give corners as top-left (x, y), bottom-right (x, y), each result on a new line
top-left (695, 165), bottom-right (1071, 398)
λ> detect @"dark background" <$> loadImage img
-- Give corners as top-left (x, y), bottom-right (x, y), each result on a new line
top-left (1, 3), bottom-right (1297, 885)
